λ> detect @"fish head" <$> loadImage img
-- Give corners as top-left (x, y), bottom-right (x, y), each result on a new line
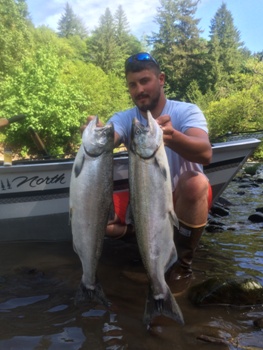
top-left (82, 117), bottom-right (114, 157)
top-left (131, 110), bottom-right (163, 159)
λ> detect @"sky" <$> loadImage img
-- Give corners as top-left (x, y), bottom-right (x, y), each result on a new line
top-left (26, 0), bottom-right (263, 54)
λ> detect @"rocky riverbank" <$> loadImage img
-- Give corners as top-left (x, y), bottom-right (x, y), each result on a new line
top-left (207, 162), bottom-right (263, 233)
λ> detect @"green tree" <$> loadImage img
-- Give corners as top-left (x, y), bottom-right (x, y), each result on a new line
top-left (0, 41), bottom-right (132, 157)
top-left (114, 5), bottom-right (130, 49)
top-left (57, 2), bottom-right (87, 39)
top-left (33, 26), bottom-right (87, 62)
top-left (61, 60), bottom-right (132, 123)
top-left (87, 8), bottom-right (122, 73)
top-left (0, 0), bottom-right (33, 75)
top-left (185, 79), bottom-right (215, 110)
top-left (205, 57), bottom-right (263, 144)
top-left (206, 2), bottom-right (243, 95)
top-left (87, 7), bottom-right (142, 75)
top-left (16, 0), bottom-right (31, 21)
top-left (114, 5), bottom-right (142, 59)
top-left (0, 47), bottom-right (89, 156)
top-left (149, 0), bottom-right (206, 99)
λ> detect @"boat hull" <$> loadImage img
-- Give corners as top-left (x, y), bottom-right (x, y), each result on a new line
top-left (0, 138), bottom-right (260, 241)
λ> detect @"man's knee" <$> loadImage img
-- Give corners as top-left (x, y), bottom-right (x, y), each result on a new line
top-left (175, 171), bottom-right (210, 203)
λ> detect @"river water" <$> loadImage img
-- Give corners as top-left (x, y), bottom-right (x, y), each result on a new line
top-left (0, 178), bottom-right (263, 349)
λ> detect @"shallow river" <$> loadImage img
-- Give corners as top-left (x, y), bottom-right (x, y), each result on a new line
top-left (0, 178), bottom-right (263, 350)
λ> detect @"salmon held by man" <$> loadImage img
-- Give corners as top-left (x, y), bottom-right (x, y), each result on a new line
top-left (71, 51), bottom-right (212, 326)
top-left (70, 116), bottom-right (114, 307)
top-left (128, 110), bottom-right (184, 326)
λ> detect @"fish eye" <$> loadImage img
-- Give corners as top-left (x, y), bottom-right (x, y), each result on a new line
top-left (135, 126), bottom-right (143, 135)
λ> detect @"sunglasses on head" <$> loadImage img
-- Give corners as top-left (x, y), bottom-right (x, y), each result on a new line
top-left (125, 52), bottom-right (159, 67)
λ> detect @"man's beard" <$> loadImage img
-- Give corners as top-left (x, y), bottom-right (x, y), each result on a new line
top-left (135, 93), bottom-right (160, 113)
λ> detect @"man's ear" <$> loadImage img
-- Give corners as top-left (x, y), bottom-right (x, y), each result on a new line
top-left (159, 72), bottom-right (165, 86)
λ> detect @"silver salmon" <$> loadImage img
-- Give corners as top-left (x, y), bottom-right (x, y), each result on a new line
top-left (69, 116), bottom-right (114, 306)
top-left (128, 110), bottom-right (184, 326)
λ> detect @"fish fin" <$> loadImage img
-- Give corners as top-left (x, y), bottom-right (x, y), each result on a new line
top-left (169, 210), bottom-right (179, 229)
top-left (74, 281), bottom-right (111, 308)
top-left (74, 153), bottom-right (85, 178)
top-left (143, 286), bottom-right (184, 327)
top-left (154, 152), bottom-right (167, 180)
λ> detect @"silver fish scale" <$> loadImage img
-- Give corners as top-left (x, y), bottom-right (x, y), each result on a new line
top-left (70, 117), bottom-right (114, 294)
top-left (128, 111), bottom-right (184, 325)
top-left (129, 140), bottom-right (177, 293)
top-left (129, 112), bottom-right (177, 298)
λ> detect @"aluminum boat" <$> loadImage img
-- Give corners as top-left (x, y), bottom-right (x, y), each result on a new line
top-left (0, 138), bottom-right (261, 241)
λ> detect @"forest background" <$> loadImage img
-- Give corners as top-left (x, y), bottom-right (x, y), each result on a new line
top-left (1, 0), bottom-right (263, 159)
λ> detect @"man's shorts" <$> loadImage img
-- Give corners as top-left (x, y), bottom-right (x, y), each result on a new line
top-left (113, 184), bottom-right (213, 225)
top-left (113, 191), bottom-right (130, 224)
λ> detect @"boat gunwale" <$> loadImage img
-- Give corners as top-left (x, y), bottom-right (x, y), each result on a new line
top-left (0, 137), bottom-right (260, 170)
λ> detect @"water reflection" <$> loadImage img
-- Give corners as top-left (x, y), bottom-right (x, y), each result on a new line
top-left (0, 295), bottom-right (49, 310)
top-left (0, 179), bottom-right (263, 349)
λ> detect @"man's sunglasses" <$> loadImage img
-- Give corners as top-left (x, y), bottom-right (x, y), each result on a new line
top-left (125, 52), bottom-right (159, 67)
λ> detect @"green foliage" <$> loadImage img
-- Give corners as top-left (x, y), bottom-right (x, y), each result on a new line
top-left (205, 2), bottom-right (243, 93)
top-left (33, 26), bottom-right (87, 62)
top-left (87, 6), bottom-right (143, 75)
top-left (0, 0), bottom-right (33, 75)
top-left (60, 61), bottom-right (132, 123)
top-left (1, 0), bottom-right (263, 161)
top-left (0, 47), bottom-right (131, 156)
top-left (149, 0), bottom-right (206, 100)
top-left (0, 48), bottom-right (89, 156)
top-left (243, 163), bottom-right (260, 176)
top-left (253, 146), bottom-right (263, 160)
top-left (185, 80), bottom-right (215, 110)
top-left (203, 57), bottom-right (263, 160)
top-left (205, 84), bottom-right (263, 138)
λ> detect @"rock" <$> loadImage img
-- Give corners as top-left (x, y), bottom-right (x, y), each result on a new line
top-left (253, 318), bottom-right (263, 329)
top-left (238, 183), bottom-right (259, 188)
top-left (239, 177), bottom-right (252, 183)
top-left (206, 217), bottom-right (226, 233)
top-left (188, 277), bottom-right (263, 306)
top-left (255, 172), bottom-right (263, 183)
top-left (238, 184), bottom-right (253, 189)
top-left (205, 224), bottom-right (225, 233)
top-left (248, 212), bottom-right (263, 223)
top-left (209, 204), bottom-right (230, 217)
top-left (207, 219), bottom-right (225, 226)
top-left (237, 191), bottom-right (246, 195)
top-left (216, 197), bottom-right (233, 207)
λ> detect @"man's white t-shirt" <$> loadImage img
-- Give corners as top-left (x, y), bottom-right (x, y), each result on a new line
top-left (108, 99), bottom-right (209, 191)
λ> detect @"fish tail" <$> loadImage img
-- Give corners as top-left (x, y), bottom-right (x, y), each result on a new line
top-left (74, 281), bottom-right (111, 308)
top-left (143, 286), bottom-right (184, 326)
